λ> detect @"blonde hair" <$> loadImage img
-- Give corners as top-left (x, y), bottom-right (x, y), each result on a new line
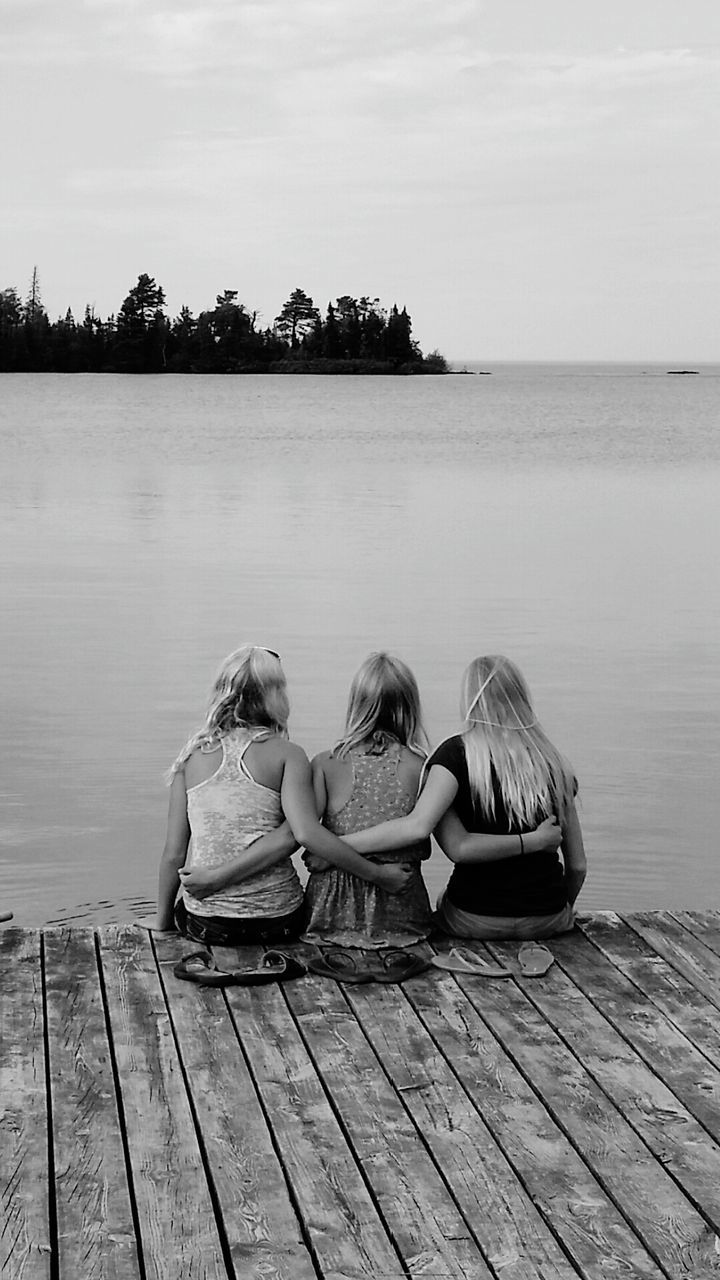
top-left (459, 655), bottom-right (575, 826)
top-left (169, 644), bottom-right (288, 778)
top-left (333, 652), bottom-right (427, 759)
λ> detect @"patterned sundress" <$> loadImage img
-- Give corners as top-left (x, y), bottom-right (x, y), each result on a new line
top-left (302, 738), bottom-right (432, 948)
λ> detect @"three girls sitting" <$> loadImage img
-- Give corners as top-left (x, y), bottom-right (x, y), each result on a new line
top-left (151, 645), bottom-right (585, 944)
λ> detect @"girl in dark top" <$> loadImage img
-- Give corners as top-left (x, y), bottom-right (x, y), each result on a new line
top-left (342, 654), bottom-right (586, 940)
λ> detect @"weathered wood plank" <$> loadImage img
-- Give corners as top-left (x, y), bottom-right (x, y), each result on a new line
top-left (0, 929), bottom-right (51, 1280)
top-left (622, 911), bottom-right (720, 1011)
top-left (43, 928), bottom-right (141, 1279)
top-left (286, 970), bottom-right (493, 1280)
top-left (481, 934), bottom-right (720, 1273)
top-left (669, 910), bottom-right (720, 958)
top-left (406, 961), bottom-right (666, 1280)
top-left (338, 977), bottom-right (583, 1280)
top-left (454, 941), bottom-right (720, 1280)
top-left (546, 928), bottom-right (720, 1150)
top-left (222, 976), bottom-right (406, 1279)
top-left (154, 934), bottom-right (316, 1280)
top-left (578, 913), bottom-right (720, 1068)
top-left (98, 925), bottom-right (230, 1280)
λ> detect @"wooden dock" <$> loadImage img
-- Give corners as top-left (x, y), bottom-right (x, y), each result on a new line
top-left (2, 911), bottom-right (720, 1279)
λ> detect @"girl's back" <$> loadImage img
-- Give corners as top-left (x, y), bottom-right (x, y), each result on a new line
top-left (303, 735), bottom-right (432, 947)
top-left (183, 727), bottom-right (302, 920)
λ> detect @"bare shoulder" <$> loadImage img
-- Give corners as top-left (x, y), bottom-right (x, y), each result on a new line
top-left (399, 746), bottom-right (426, 783)
top-left (184, 745), bottom-right (222, 788)
top-left (312, 748), bottom-right (340, 777)
top-left (279, 739), bottom-right (311, 767)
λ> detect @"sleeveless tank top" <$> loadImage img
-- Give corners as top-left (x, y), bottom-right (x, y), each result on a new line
top-left (182, 728), bottom-right (302, 920)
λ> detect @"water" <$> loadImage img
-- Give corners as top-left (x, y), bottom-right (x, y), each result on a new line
top-left (2, 367), bottom-right (719, 926)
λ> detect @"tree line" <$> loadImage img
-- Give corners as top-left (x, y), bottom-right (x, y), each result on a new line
top-left (0, 270), bottom-right (448, 374)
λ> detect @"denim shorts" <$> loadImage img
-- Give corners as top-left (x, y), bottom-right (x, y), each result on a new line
top-left (174, 897), bottom-right (306, 947)
top-left (436, 891), bottom-right (575, 941)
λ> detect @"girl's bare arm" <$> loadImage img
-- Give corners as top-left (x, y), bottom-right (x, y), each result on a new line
top-left (433, 809), bottom-right (562, 863)
top-left (150, 771), bottom-right (191, 931)
top-left (561, 799), bottom-right (587, 904)
top-left (179, 822), bottom-right (299, 898)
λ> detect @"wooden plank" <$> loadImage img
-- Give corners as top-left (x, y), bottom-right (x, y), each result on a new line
top-left (98, 925), bottom-right (230, 1280)
top-left (222, 976), bottom-right (406, 1280)
top-left (546, 928), bottom-right (720, 1149)
top-left (285, 971), bottom-right (493, 1280)
top-left (480, 934), bottom-right (720, 1266)
top-left (154, 933), bottom-right (317, 1280)
top-left (622, 911), bottom-right (720, 1011)
top-left (578, 913), bottom-right (720, 1068)
top-left (405, 962), bottom-right (666, 1280)
top-left (668, 910), bottom-right (720, 958)
top-left (453, 943), bottom-right (720, 1280)
top-left (43, 928), bottom-right (141, 1279)
top-left (0, 929), bottom-right (51, 1280)
top-left (337, 977), bottom-right (583, 1280)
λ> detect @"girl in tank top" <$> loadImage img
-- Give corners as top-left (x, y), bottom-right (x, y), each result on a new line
top-left (142, 644), bottom-right (412, 947)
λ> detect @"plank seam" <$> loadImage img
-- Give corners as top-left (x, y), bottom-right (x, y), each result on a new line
top-left (621, 913), bottom-right (720, 1010)
top-left (458, 968), bottom-right (675, 1279)
top-left (337, 983), bottom-right (506, 1280)
top-left (402, 978), bottom-right (589, 1280)
top-left (577, 921), bottom-right (720, 1075)
top-left (39, 931), bottom-right (59, 1280)
top-left (275, 982), bottom-right (413, 1280)
top-left (148, 931), bottom-right (240, 1280)
top-left (219, 988), bottom-right (328, 1280)
top-left (666, 912), bottom-right (720, 957)
top-left (93, 928), bottom-right (148, 1280)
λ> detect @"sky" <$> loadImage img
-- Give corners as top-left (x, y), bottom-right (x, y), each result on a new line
top-left (2, 0), bottom-right (719, 361)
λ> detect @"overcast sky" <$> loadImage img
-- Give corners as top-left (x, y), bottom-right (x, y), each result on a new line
top-left (3, 0), bottom-right (719, 360)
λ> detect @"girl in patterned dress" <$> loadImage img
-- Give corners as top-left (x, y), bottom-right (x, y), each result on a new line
top-left (301, 652), bottom-right (433, 948)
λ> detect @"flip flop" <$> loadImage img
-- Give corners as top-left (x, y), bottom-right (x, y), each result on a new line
top-left (0, 912), bottom-right (13, 924)
top-left (174, 949), bottom-right (306, 987)
top-left (374, 949), bottom-right (431, 984)
top-left (240, 951), bottom-right (306, 985)
top-left (431, 947), bottom-right (512, 978)
top-left (518, 942), bottom-right (554, 977)
top-left (174, 950), bottom-right (235, 987)
top-left (307, 948), bottom-right (373, 984)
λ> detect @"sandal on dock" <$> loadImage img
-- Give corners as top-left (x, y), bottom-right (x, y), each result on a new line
top-left (431, 947), bottom-right (512, 978)
top-left (174, 949), bottom-right (305, 987)
top-left (374, 949), bottom-right (431, 984)
top-left (518, 942), bottom-right (554, 977)
top-left (307, 948), bottom-right (374, 984)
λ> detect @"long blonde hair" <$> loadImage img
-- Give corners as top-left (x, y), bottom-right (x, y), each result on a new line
top-left (459, 655), bottom-right (575, 826)
top-left (169, 644), bottom-right (288, 778)
top-left (333, 652), bottom-right (427, 759)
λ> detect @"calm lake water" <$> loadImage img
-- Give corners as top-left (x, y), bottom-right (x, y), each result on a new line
top-left (2, 367), bottom-right (719, 926)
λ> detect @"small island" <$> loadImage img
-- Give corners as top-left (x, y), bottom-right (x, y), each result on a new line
top-left (0, 271), bottom-right (448, 375)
